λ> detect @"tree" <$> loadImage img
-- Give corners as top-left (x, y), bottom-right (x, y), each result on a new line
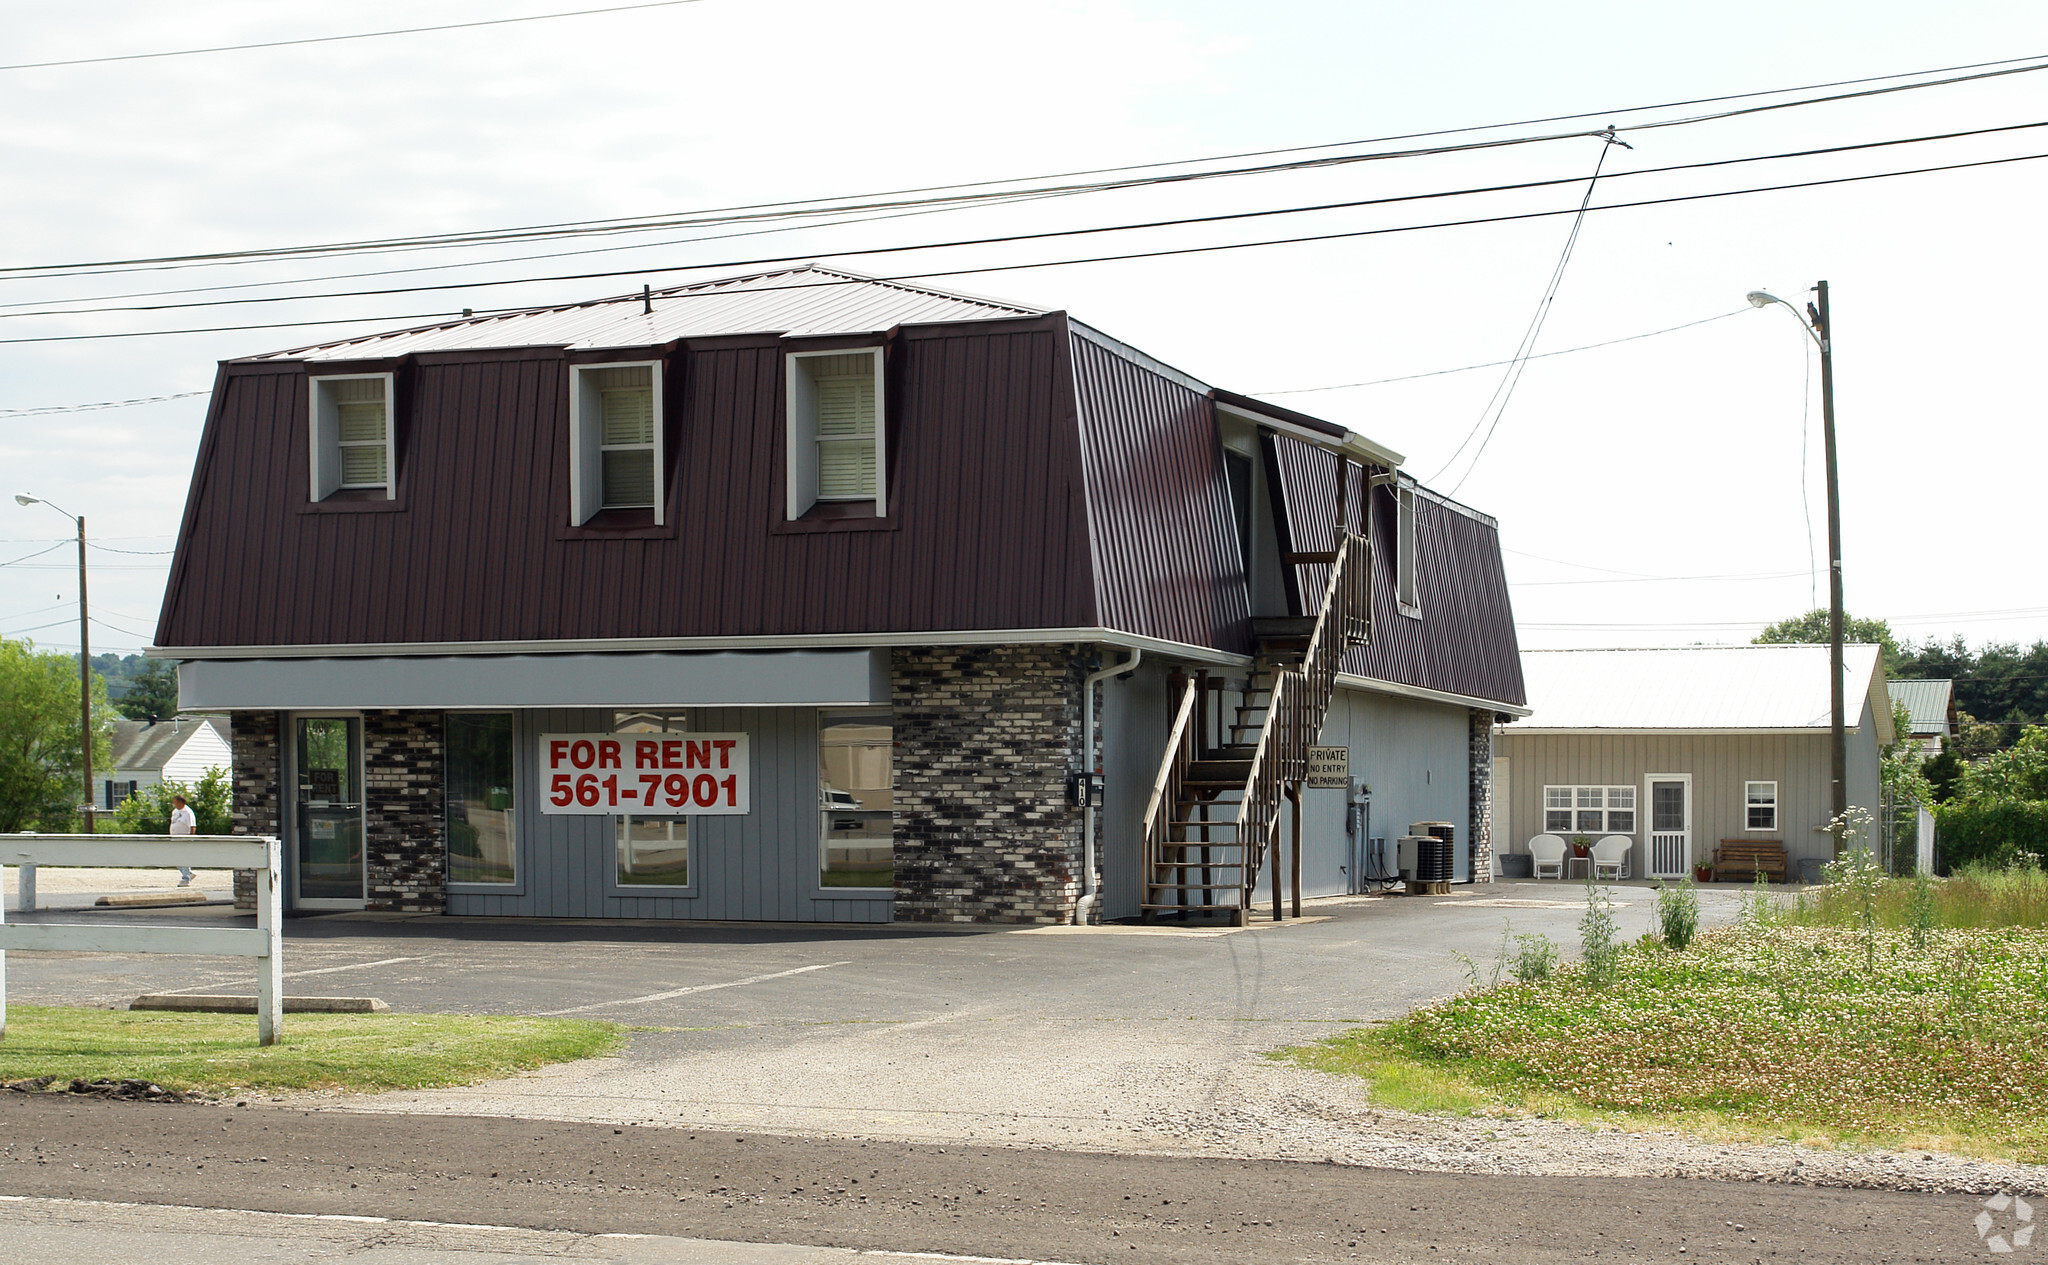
top-left (1754, 609), bottom-right (1902, 674)
top-left (116, 659), bottom-right (181, 722)
top-left (112, 767), bottom-right (232, 835)
top-left (1922, 744), bottom-right (1965, 803)
top-left (0, 639), bottom-right (113, 832)
top-left (1957, 725), bottom-right (2048, 803)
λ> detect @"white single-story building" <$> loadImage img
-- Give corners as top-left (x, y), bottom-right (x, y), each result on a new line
top-left (1494, 644), bottom-right (1891, 881)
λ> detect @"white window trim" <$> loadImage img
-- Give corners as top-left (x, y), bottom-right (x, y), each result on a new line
top-left (569, 360), bottom-right (664, 526)
top-left (786, 347), bottom-right (886, 520)
top-left (308, 373), bottom-right (395, 501)
top-left (1541, 784), bottom-right (1638, 836)
top-left (1744, 779), bottom-right (1780, 832)
top-left (1395, 482), bottom-right (1421, 618)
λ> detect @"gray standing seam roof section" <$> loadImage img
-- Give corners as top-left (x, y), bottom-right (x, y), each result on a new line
top-left (1887, 678), bottom-right (1955, 734)
top-left (248, 264), bottom-right (1047, 361)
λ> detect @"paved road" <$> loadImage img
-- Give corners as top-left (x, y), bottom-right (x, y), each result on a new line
top-left (0, 1096), bottom-right (1981, 1264)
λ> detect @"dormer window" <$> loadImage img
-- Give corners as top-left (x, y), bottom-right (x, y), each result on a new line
top-left (787, 349), bottom-right (885, 518)
top-left (309, 374), bottom-right (394, 500)
top-left (570, 361), bottom-right (663, 525)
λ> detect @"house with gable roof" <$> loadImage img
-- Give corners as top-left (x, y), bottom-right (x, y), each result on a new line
top-left (1495, 644), bottom-right (1891, 881)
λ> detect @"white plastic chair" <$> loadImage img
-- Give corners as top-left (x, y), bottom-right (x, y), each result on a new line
top-left (1592, 834), bottom-right (1631, 881)
top-left (1528, 834), bottom-right (1567, 880)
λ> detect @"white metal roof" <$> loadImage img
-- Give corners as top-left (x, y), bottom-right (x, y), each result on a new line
top-left (252, 265), bottom-right (1046, 361)
top-left (1887, 678), bottom-right (1954, 735)
top-left (1504, 644), bottom-right (1891, 737)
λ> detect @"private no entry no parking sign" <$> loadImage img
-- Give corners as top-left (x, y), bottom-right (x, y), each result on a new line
top-left (539, 732), bottom-right (751, 815)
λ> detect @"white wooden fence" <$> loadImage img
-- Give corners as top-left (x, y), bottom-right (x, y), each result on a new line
top-left (0, 835), bottom-right (282, 1044)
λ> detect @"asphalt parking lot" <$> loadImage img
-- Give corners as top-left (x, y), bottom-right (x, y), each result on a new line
top-left (5, 880), bottom-right (1749, 1163)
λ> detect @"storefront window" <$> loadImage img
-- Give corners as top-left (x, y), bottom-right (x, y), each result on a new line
top-left (615, 711), bottom-right (688, 886)
top-left (819, 710), bottom-right (892, 889)
top-left (446, 712), bottom-right (517, 884)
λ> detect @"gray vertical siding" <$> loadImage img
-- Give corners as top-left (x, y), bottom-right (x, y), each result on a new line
top-left (1098, 660), bottom-right (1173, 919)
top-left (446, 705), bottom-right (890, 922)
top-left (1493, 705), bottom-right (1885, 876)
top-left (1296, 687), bottom-right (1471, 896)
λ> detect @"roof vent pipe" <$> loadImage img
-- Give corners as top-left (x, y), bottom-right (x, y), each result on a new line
top-left (1076, 647), bottom-right (1141, 926)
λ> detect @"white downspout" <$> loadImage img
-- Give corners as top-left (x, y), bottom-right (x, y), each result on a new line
top-left (1077, 647), bottom-right (1142, 925)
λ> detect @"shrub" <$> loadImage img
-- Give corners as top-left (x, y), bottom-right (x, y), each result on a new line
top-left (112, 767), bottom-right (232, 836)
top-left (1932, 799), bottom-right (2048, 872)
top-left (1509, 933), bottom-right (1560, 982)
top-left (1656, 878), bottom-right (1700, 951)
top-left (1578, 874), bottom-right (1620, 987)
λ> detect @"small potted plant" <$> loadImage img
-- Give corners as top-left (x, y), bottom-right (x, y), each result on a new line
top-left (1570, 834), bottom-right (1591, 859)
top-left (1692, 861), bottom-right (1713, 883)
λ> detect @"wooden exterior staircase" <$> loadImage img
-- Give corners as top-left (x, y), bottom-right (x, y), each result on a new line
top-left (1140, 528), bottom-right (1372, 922)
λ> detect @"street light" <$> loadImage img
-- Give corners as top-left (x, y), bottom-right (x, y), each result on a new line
top-left (14, 493), bottom-right (96, 833)
top-left (1746, 281), bottom-right (1848, 831)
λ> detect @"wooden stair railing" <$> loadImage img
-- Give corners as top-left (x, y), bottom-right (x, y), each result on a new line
top-left (1138, 678), bottom-right (1201, 914)
top-left (1137, 530), bottom-right (1371, 922)
top-left (1234, 530), bottom-right (1372, 907)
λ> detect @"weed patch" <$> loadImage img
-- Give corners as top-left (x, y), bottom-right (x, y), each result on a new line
top-left (1276, 923), bottom-right (2048, 1162)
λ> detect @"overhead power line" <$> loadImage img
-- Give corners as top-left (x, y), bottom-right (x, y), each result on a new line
top-left (0, 389), bottom-right (210, 417)
top-left (1256, 310), bottom-right (1751, 394)
top-left (1433, 136), bottom-right (1621, 493)
top-left (9, 119), bottom-right (2045, 325)
top-left (7, 144), bottom-right (2043, 350)
top-left (5, 56), bottom-right (2044, 282)
top-left (0, 0), bottom-right (715, 73)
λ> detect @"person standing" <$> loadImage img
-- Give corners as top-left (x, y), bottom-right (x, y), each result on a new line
top-left (168, 792), bottom-right (197, 887)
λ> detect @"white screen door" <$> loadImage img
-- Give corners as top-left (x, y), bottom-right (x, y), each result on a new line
top-left (1646, 774), bottom-right (1691, 879)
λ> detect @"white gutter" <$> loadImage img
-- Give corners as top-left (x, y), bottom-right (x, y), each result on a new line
top-left (1077, 647), bottom-right (1141, 926)
top-left (149, 626), bottom-right (1249, 669)
top-left (1334, 671), bottom-right (1531, 717)
top-left (1212, 401), bottom-right (1406, 470)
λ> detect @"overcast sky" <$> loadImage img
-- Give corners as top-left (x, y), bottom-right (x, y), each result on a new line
top-left (2, 0), bottom-right (2043, 659)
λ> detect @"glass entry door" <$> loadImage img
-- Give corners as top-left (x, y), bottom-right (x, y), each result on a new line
top-left (295, 716), bottom-right (365, 906)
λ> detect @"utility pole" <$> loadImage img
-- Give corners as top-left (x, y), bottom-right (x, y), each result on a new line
top-left (1747, 283), bottom-right (1849, 838)
top-left (75, 512), bottom-right (95, 834)
top-left (1813, 281), bottom-right (1847, 833)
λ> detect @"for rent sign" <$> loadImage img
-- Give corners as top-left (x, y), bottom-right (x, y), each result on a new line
top-left (539, 733), bottom-right (751, 815)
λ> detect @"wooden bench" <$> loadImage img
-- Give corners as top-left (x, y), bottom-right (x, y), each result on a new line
top-left (1714, 840), bottom-right (1788, 883)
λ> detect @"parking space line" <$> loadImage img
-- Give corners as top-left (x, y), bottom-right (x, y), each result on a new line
top-left (146, 956), bottom-right (425, 997)
top-left (541, 962), bottom-right (850, 1016)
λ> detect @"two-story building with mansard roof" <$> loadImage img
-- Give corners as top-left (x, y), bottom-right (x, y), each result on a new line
top-left (152, 265), bottom-right (1526, 924)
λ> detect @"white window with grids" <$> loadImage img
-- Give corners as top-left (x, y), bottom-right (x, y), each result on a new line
top-left (309, 374), bottom-right (394, 500)
top-left (1543, 785), bottom-right (1636, 834)
top-left (787, 348), bottom-right (886, 518)
top-left (1745, 780), bottom-right (1779, 831)
top-left (570, 361), bottom-right (663, 525)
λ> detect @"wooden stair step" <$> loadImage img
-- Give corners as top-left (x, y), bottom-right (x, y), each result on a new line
top-left (1145, 883), bottom-right (1246, 892)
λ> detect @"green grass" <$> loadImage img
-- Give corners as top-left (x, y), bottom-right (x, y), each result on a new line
top-left (0, 1006), bottom-right (623, 1094)
top-left (1771, 864), bottom-right (2048, 930)
top-left (1275, 918), bottom-right (2048, 1162)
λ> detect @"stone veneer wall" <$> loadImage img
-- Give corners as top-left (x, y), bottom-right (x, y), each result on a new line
top-left (230, 711), bottom-right (282, 911)
top-left (892, 645), bottom-right (1089, 924)
top-left (1468, 708), bottom-right (1494, 884)
top-left (362, 710), bottom-right (446, 914)
top-left (227, 710), bottom-right (446, 913)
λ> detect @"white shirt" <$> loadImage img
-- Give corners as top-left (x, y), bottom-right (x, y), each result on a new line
top-left (169, 805), bottom-right (197, 835)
